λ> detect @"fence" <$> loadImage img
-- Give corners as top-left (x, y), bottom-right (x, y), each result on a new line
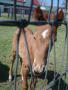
top-left (0, 0), bottom-right (68, 90)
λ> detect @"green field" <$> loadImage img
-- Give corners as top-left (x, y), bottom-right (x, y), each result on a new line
top-left (0, 16), bottom-right (68, 90)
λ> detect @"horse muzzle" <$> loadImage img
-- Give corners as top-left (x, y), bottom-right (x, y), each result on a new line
top-left (32, 64), bottom-right (45, 74)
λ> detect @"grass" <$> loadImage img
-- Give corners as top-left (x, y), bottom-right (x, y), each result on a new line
top-left (0, 15), bottom-right (68, 90)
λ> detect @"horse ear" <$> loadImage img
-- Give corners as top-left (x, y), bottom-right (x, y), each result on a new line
top-left (33, 8), bottom-right (39, 21)
top-left (33, 6), bottom-right (44, 21)
top-left (58, 9), bottom-right (64, 21)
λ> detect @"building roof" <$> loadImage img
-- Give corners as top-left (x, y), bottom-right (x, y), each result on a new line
top-left (33, 0), bottom-right (40, 5)
top-left (0, 0), bottom-right (66, 8)
top-left (17, 0), bottom-right (26, 2)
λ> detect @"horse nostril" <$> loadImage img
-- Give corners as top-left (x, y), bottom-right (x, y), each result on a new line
top-left (33, 65), bottom-right (45, 74)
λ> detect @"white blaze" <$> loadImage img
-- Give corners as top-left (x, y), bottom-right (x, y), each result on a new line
top-left (42, 29), bottom-right (48, 39)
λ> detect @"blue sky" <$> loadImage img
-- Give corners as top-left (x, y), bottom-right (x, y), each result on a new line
top-left (38, 0), bottom-right (66, 8)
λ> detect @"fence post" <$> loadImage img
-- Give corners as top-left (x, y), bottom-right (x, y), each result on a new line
top-left (10, 7), bottom-right (14, 18)
top-left (14, 0), bottom-right (16, 20)
top-left (8, 7), bottom-right (10, 17)
top-left (0, 6), bottom-right (1, 17)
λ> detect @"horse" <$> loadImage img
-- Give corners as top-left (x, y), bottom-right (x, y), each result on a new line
top-left (9, 7), bottom-right (64, 90)
top-left (9, 24), bottom-right (53, 90)
top-left (32, 7), bottom-right (64, 74)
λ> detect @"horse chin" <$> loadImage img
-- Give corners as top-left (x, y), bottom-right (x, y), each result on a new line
top-left (33, 70), bottom-right (45, 77)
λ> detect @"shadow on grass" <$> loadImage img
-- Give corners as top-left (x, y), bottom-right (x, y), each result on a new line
top-left (0, 62), bottom-right (9, 82)
top-left (29, 70), bottom-right (68, 90)
top-left (37, 70), bottom-right (68, 90)
top-left (47, 71), bottom-right (68, 90)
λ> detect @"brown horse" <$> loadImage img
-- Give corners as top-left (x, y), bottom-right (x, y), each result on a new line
top-left (9, 25), bottom-right (53, 90)
top-left (9, 7), bottom-right (64, 90)
top-left (32, 7), bottom-right (64, 74)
